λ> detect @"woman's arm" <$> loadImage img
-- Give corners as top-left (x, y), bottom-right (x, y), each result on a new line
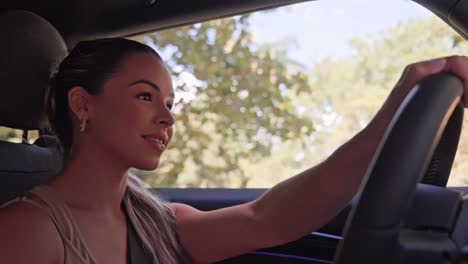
top-left (170, 56), bottom-right (468, 264)
top-left (250, 56), bottom-right (468, 246)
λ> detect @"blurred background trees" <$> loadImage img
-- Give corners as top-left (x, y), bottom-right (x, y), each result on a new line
top-left (4, 11), bottom-right (468, 187)
top-left (130, 15), bottom-right (313, 187)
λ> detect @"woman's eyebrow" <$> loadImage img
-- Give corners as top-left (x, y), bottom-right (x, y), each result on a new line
top-left (128, 79), bottom-right (174, 98)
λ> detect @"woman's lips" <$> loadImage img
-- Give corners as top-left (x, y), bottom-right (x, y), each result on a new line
top-left (142, 135), bottom-right (166, 152)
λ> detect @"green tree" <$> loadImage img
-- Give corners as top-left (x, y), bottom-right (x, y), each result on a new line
top-left (132, 15), bottom-right (314, 188)
top-left (300, 17), bottom-right (468, 186)
top-left (4, 14), bottom-right (468, 189)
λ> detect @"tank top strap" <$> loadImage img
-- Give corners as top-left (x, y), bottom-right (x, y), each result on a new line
top-left (27, 185), bottom-right (99, 264)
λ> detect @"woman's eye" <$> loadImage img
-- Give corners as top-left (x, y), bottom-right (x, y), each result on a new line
top-left (137, 92), bottom-right (152, 101)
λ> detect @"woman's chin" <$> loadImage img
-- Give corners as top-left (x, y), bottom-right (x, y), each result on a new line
top-left (133, 159), bottom-right (160, 171)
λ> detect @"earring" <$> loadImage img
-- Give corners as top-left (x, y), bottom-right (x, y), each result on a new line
top-left (80, 117), bottom-right (88, 132)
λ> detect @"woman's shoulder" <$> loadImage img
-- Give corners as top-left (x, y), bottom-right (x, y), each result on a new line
top-left (0, 198), bottom-right (64, 264)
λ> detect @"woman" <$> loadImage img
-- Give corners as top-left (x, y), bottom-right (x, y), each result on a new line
top-left (0, 38), bottom-right (468, 264)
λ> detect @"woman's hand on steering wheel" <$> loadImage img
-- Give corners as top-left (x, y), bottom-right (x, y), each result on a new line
top-left (373, 55), bottom-right (468, 131)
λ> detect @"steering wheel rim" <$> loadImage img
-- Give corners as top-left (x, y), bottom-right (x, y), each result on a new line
top-left (334, 72), bottom-right (464, 264)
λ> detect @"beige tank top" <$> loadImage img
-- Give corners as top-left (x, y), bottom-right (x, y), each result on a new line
top-left (2, 185), bottom-right (101, 264)
top-left (2, 184), bottom-right (192, 264)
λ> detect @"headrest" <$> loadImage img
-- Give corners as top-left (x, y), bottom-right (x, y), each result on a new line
top-left (0, 135), bottom-right (63, 204)
top-left (0, 10), bottom-right (68, 130)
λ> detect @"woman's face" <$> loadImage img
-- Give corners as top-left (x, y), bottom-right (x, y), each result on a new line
top-left (87, 52), bottom-right (175, 170)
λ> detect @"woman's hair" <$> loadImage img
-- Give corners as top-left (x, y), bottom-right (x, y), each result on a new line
top-left (46, 38), bottom-right (192, 263)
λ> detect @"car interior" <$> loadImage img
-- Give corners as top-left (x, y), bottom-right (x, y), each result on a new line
top-left (2, 0), bottom-right (468, 263)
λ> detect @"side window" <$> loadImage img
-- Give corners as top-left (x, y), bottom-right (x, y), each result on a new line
top-left (0, 127), bottom-right (38, 144)
top-left (2, 1), bottom-right (466, 188)
top-left (130, 0), bottom-right (468, 188)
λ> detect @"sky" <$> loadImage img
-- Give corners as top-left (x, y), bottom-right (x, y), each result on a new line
top-left (249, 0), bottom-right (433, 69)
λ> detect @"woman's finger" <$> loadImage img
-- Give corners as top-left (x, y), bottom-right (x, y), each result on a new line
top-left (440, 55), bottom-right (468, 106)
top-left (397, 57), bottom-right (447, 91)
top-left (396, 55), bottom-right (468, 107)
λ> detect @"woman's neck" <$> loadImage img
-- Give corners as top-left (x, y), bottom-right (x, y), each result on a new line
top-left (48, 143), bottom-right (130, 216)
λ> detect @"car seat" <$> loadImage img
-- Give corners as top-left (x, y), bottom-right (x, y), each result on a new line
top-left (0, 10), bottom-right (67, 204)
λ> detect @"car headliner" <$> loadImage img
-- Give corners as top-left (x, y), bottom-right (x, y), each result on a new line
top-left (4, 0), bottom-right (308, 47)
top-left (4, 0), bottom-right (468, 47)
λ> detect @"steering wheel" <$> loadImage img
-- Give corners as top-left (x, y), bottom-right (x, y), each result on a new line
top-left (334, 72), bottom-right (465, 264)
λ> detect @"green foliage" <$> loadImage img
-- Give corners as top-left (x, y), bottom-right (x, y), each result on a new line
top-left (132, 15), bottom-right (314, 187)
top-left (0, 127), bottom-right (19, 141)
top-left (3, 14), bottom-right (468, 188)
top-left (131, 15), bottom-right (468, 188)
top-left (0, 128), bottom-right (38, 143)
top-left (301, 17), bottom-right (468, 186)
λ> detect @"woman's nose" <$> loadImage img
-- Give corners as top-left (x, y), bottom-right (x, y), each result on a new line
top-left (156, 105), bottom-right (175, 127)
